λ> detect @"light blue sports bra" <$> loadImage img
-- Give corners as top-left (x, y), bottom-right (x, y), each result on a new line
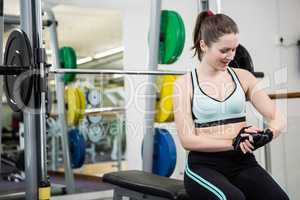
top-left (191, 67), bottom-right (246, 128)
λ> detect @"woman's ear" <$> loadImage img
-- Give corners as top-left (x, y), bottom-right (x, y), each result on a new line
top-left (199, 40), bottom-right (207, 52)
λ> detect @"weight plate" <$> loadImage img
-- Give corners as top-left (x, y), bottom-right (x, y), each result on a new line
top-left (87, 89), bottom-right (101, 107)
top-left (59, 47), bottom-right (77, 84)
top-left (3, 29), bottom-right (33, 112)
top-left (159, 10), bottom-right (185, 64)
top-left (66, 87), bottom-right (81, 126)
top-left (76, 87), bottom-right (86, 121)
top-left (68, 128), bottom-right (85, 168)
top-left (87, 115), bottom-right (102, 124)
top-left (152, 128), bottom-right (177, 177)
top-left (229, 44), bottom-right (254, 73)
top-left (155, 75), bottom-right (177, 122)
top-left (174, 11), bottom-right (186, 60)
top-left (87, 123), bottom-right (105, 143)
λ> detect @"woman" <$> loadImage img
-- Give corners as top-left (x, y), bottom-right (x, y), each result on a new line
top-left (173, 11), bottom-right (289, 200)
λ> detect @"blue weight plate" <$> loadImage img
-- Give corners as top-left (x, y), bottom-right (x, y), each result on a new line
top-left (153, 128), bottom-right (177, 177)
top-left (68, 129), bottom-right (86, 168)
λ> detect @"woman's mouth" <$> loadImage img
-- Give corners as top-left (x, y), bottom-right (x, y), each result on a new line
top-left (221, 61), bottom-right (230, 66)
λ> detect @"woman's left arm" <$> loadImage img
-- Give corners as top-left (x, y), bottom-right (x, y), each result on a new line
top-left (244, 70), bottom-right (286, 138)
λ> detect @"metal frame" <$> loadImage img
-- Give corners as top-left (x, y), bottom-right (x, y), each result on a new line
top-left (45, 9), bottom-right (75, 194)
top-left (49, 68), bottom-right (186, 75)
top-left (20, 0), bottom-right (49, 199)
top-left (20, 1), bottom-right (38, 199)
top-left (0, 0), bottom-right (3, 177)
top-left (4, 14), bottom-right (55, 27)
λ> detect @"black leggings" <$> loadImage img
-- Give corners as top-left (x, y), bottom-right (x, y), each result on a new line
top-left (184, 151), bottom-right (289, 200)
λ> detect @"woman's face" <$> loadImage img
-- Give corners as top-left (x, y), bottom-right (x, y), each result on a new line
top-left (201, 33), bottom-right (239, 71)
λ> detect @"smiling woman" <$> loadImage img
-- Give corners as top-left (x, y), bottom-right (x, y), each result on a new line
top-left (173, 10), bottom-right (289, 200)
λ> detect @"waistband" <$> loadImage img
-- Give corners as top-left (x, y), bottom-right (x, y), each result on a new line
top-left (195, 116), bottom-right (246, 128)
top-left (188, 150), bottom-right (256, 165)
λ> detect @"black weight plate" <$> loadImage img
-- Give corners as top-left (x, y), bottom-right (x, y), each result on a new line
top-left (3, 29), bottom-right (33, 112)
top-left (229, 44), bottom-right (254, 73)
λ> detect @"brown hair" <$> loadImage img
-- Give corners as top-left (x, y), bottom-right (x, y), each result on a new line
top-left (192, 11), bottom-right (239, 60)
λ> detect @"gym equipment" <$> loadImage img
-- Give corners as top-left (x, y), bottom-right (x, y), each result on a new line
top-left (229, 44), bottom-right (264, 78)
top-left (68, 129), bottom-right (85, 168)
top-left (87, 88), bottom-right (101, 107)
top-left (1, 151), bottom-right (25, 182)
top-left (59, 47), bottom-right (77, 84)
top-left (87, 123), bottom-right (105, 143)
top-left (87, 115), bottom-right (102, 124)
top-left (65, 87), bottom-right (86, 126)
top-left (46, 117), bottom-right (61, 137)
top-left (86, 88), bottom-right (103, 124)
top-left (142, 128), bottom-right (177, 177)
top-left (159, 10), bottom-right (185, 64)
top-left (103, 170), bottom-right (189, 200)
top-left (155, 75), bottom-right (177, 123)
top-left (229, 44), bottom-right (254, 72)
top-left (153, 128), bottom-right (176, 177)
top-left (76, 87), bottom-right (86, 120)
top-left (50, 68), bottom-right (185, 75)
top-left (109, 119), bottom-right (126, 154)
top-left (46, 88), bottom-right (52, 114)
top-left (3, 29), bottom-right (33, 112)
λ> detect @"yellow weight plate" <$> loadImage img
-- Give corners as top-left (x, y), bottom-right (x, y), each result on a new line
top-left (75, 87), bottom-right (86, 121)
top-left (66, 87), bottom-right (81, 126)
top-left (155, 75), bottom-right (177, 122)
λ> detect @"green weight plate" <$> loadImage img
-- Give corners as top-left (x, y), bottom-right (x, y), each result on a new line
top-left (59, 47), bottom-right (77, 84)
top-left (174, 11), bottom-right (185, 59)
top-left (159, 10), bottom-right (185, 64)
top-left (3, 29), bottom-right (33, 112)
top-left (165, 10), bottom-right (184, 64)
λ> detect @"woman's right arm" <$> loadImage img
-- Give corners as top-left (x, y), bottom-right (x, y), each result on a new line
top-left (173, 75), bottom-right (234, 152)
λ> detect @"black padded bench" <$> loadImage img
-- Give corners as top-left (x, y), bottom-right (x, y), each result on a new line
top-left (103, 170), bottom-right (190, 200)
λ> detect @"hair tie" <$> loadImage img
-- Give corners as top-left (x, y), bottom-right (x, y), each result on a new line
top-left (207, 10), bottom-right (215, 16)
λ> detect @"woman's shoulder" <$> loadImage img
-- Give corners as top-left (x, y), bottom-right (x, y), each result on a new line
top-left (174, 72), bottom-right (193, 92)
top-left (175, 71), bottom-right (193, 85)
top-left (230, 67), bottom-right (253, 80)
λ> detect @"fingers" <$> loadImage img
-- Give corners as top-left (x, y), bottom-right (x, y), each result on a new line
top-left (243, 141), bottom-right (254, 153)
top-left (245, 126), bottom-right (262, 133)
top-left (239, 133), bottom-right (254, 154)
top-left (240, 143), bottom-right (246, 154)
top-left (248, 135), bottom-right (254, 143)
top-left (240, 141), bottom-right (253, 154)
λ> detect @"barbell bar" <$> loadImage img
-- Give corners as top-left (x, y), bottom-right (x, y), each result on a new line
top-left (0, 66), bottom-right (264, 77)
top-left (48, 68), bottom-right (186, 76)
top-left (85, 107), bottom-right (125, 115)
top-left (0, 66), bottom-right (186, 76)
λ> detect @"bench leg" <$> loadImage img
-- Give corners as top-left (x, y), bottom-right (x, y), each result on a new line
top-left (113, 187), bottom-right (123, 200)
top-left (113, 186), bottom-right (170, 200)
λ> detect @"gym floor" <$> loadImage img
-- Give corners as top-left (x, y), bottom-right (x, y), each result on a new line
top-left (0, 173), bottom-right (115, 200)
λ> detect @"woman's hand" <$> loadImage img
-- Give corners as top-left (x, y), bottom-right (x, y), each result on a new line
top-left (233, 126), bottom-right (263, 154)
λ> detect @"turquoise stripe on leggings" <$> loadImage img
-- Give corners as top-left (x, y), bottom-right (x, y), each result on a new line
top-left (185, 163), bottom-right (227, 200)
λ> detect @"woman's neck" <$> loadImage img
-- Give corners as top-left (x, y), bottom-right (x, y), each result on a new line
top-left (197, 61), bottom-right (226, 78)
